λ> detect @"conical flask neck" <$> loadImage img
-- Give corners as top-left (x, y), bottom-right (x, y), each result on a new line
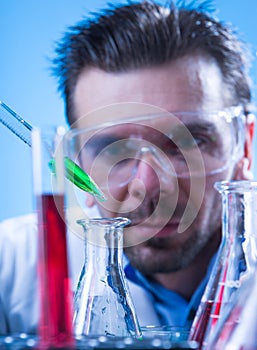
top-left (218, 181), bottom-right (257, 270)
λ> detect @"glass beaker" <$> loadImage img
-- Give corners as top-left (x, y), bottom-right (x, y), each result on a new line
top-left (73, 217), bottom-right (142, 339)
top-left (189, 180), bottom-right (257, 349)
top-left (32, 127), bottom-right (74, 348)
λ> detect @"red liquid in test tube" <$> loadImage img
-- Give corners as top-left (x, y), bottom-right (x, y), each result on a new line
top-left (37, 193), bottom-right (74, 349)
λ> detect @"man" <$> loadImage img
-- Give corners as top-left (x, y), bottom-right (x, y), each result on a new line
top-left (0, 0), bottom-right (255, 334)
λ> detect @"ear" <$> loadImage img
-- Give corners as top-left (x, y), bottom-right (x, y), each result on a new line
top-left (234, 113), bottom-right (255, 180)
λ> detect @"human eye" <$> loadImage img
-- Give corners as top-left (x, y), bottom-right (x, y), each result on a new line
top-left (103, 142), bottom-right (129, 159)
top-left (166, 124), bottom-right (219, 157)
top-left (87, 135), bottom-right (138, 163)
top-left (190, 133), bottom-right (216, 149)
top-left (85, 135), bottom-right (117, 157)
top-left (184, 123), bottom-right (219, 152)
top-left (176, 135), bottom-right (198, 150)
top-left (167, 128), bottom-right (197, 152)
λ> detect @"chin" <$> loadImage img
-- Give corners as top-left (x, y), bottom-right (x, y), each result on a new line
top-left (124, 228), bottom-right (210, 274)
top-left (124, 243), bottom-right (186, 274)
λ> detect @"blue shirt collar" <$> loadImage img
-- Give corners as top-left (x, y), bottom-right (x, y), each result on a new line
top-left (124, 254), bottom-right (216, 327)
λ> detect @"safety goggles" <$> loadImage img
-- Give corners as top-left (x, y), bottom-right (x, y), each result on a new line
top-left (65, 106), bottom-right (246, 190)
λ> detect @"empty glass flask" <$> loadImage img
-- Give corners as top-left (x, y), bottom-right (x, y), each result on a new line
top-left (73, 217), bottom-right (142, 339)
top-left (189, 181), bottom-right (257, 349)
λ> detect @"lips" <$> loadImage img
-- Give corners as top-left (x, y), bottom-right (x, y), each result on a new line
top-left (154, 222), bottom-right (180, 238)
top-left (128, 218), bottom-right (181, 238)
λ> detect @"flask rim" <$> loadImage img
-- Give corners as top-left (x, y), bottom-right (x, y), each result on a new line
top-left (77, 216), bottom-right (131, 229)
top-left (214, 180), bottom-right (257, 193)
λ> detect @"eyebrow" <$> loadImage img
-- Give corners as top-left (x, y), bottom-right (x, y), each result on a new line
top-left (86, 134), bottom-right (119, 147)
top-left (182, 121), bottom-right (218, 134)
top-left (87, 120), bottom-right (219, 144)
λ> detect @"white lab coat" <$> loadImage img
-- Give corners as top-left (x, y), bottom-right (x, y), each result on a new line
top-left (0, 213), bottom-right (159, 334)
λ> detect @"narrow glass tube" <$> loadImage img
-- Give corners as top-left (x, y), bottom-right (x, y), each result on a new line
top-left (32, 127), bottom-right (74, 348)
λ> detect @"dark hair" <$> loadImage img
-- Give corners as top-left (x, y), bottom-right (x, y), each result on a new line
top-left (52, 0), bottom-right (252, 123)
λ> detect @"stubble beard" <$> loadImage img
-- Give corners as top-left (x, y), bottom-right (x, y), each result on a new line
top-left (124, 225), bottom-right (219, 275)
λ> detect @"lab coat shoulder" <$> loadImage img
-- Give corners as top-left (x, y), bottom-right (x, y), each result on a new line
top-left (0, 212), bottom-right (160, 332)
top-left (0, 213), bottom-right (39, 334)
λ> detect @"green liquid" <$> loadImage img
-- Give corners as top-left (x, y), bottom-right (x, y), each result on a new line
top-left (49, 157), bottom-right (106, 202)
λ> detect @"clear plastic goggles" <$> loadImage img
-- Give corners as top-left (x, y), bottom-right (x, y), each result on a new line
top-left (65, 106), bottom-right (246, 190)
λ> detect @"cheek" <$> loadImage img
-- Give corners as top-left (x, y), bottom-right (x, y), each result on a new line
top-left (176, 177), bottom-right (206, 217)
top-left (178, 175), bottom-right (221, 227)
top-left (195, 175), bottom-right (226, 228)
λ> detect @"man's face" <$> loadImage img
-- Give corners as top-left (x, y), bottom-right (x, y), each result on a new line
top-left (71, 54), bottom-right (243, 275)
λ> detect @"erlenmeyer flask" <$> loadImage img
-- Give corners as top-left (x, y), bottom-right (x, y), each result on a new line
top-left (207, 266), bottom-right (257, 349)
top-left (189, 180), bottom-right (257, 349)
top-left (73, 217), bottom-right (142, 339)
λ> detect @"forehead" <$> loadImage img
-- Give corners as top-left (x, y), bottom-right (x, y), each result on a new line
top-left (72, 54), bottom-right (232, 129)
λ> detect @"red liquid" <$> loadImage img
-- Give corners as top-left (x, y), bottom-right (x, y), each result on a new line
top-left (189, 300), bottom-right (222, 348)
top-left (189, 261), bottom-right (229, 348)
top-left (37, 194), bottom-right (74, 349)
top-left (209, 305), bottom-right (242, 348)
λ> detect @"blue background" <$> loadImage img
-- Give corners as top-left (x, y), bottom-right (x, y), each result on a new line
top-left (0, 0), bottom-right (256, 221)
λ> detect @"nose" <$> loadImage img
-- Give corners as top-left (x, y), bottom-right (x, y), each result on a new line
top-left (128, 146), bottom-right (177, 197)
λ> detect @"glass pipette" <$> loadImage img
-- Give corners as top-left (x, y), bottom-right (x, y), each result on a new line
top-left (0, 101), bottom-right (105, 201)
